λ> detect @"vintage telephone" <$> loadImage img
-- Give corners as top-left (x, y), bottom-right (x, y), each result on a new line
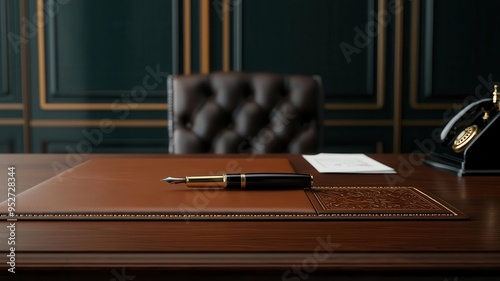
top-left (424, 85), bottom-right (500, 176)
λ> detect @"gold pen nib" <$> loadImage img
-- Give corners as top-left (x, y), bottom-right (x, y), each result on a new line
top-left (162, 177), bottom-right (186, 184)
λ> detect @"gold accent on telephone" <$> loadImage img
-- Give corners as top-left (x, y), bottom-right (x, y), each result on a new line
top-left (424, 85), bottom-right (500, 176)
top-left (439, 87), bottom-right (499, 151)
top-left (452, 125), bottom-right (479, 153)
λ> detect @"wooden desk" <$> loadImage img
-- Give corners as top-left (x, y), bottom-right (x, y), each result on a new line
top-left (0, 154), bottom-right (499, 280)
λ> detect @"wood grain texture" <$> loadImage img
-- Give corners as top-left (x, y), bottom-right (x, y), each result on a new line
top-left (0, 153), bottom-right (499, 275)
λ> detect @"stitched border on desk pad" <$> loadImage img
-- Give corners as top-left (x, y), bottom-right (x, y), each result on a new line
top-left (305, 186), bottom-right (467, 219)
top-left (0, 158), bottom-right (467, 220)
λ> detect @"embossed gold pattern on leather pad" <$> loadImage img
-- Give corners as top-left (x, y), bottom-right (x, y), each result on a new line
top-left (305, 186), bottom-right (467, 219)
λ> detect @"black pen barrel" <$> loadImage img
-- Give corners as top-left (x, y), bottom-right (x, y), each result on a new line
top-left (225, 173), bottom-right (312, 189)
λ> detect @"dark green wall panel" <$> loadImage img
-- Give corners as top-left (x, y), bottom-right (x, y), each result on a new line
top-left (0, 126), bottom-right (23, 153)
top-left (421, 0), bottom-right (500, 101)
top-left (44, 0), bottom-right (173, 101)
top-left (403, 0), bottom-right (500, 123)
top-left (0, 110), bottom-right (22, 119)
top-left (241, 0), bottom-right (377, 102)
top-left (0, 0), bottom-right (7, 97)
top-left (0, 0), bottom-right (22, 103)
top-left (28, 0), bottom-right (178, 122)
top-left (29, 108), bottom-right (168, 120)
top-left (209, 0), bottom-right (223, 72)
top-left (401, 126), bottom-right (442, 154)
top-left (323, 127), bottom-right (392, 153)
top-left (31, 127), bottom-right (168, 153)
top-left (190, 0), bottom-right (201, 73)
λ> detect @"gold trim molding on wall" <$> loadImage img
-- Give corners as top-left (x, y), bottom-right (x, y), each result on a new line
top-left (185, 0), bottom-right (230, 74)
top-left (20, 0), bottom-right (31, 152)
top-left (184, 0), bottom-right (192, 74)
top-left (34, 0), bottom-right (385, 111)
top-left (31, 119), bottom-right (168, 127)
top-left (36, 0), bottom-right (167, 111)
top-left (200, 0), bottom-right (210, 74)
top-left (0, 104), bottom-right (23, 110)
top-left (0, 119), bottom-right (24, 125)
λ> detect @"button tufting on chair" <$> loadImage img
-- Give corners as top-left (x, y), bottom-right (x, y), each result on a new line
top-left (168, 72), bottom-right (323, 154)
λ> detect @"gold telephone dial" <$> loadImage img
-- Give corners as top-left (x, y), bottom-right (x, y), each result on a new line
top-left (424, 85), bottom-right (500, 176)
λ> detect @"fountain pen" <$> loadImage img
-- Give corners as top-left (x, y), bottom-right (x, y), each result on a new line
top-left (162, 173), bottom-right (313, 189)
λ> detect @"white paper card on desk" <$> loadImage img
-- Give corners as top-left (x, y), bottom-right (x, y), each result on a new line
top-left (302, 153), bottom-right (396, 174)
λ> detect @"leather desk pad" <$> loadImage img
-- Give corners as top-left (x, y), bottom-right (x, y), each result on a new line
top-left (0, 158), bottom-right (467, 220)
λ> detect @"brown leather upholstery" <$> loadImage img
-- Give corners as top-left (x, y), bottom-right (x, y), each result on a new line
top-left (168, 72), bottom-right (323, 154)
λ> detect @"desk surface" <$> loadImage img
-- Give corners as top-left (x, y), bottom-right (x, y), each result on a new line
top-left (0, 154), bottom-right (499, 278)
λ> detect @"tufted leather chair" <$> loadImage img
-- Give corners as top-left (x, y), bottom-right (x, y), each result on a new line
top-left (167, 72), bottom-right (323, 154)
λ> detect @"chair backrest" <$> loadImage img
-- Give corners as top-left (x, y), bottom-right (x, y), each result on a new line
top-left (168, 72), bottom-right (323, 154)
